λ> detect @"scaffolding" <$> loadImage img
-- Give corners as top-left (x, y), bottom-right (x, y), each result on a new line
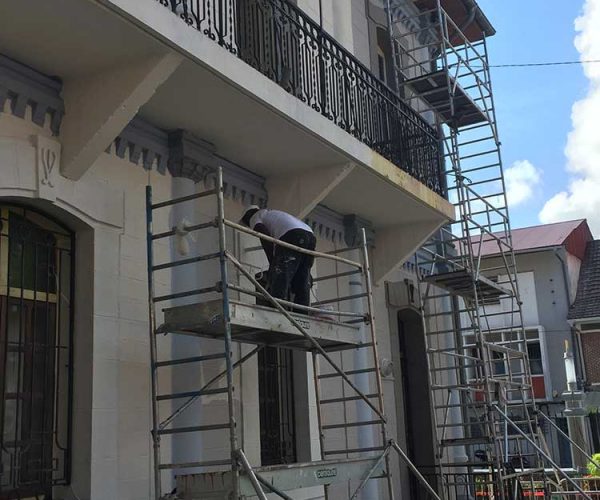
top-left (145, 168), bottom-right (440, 500)
top-left (386, 0), bottom-right (593, 498)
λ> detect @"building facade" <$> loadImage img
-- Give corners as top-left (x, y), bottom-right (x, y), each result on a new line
top-left (569, 238), bottom-right (600, 458)
top-left (0, 0), bottom-right (467, 499)
top-left (478, 219), bottom-right (594, 469)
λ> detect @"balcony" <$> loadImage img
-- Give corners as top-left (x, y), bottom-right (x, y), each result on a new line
top-left (155, 0), bottom-right (445, 196)
top-left (0, 0), bottom-right (454, 280)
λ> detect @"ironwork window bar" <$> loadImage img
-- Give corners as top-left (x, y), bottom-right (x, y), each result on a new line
top-left (0, 206), bottom-right (74, 499)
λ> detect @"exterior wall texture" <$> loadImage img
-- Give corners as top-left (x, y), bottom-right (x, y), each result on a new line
top-left (0, 1), bottom-right (455, 499)
top-left (0, 101), bottom-right (174, 498)
top-left (0, 92), bottom-right (420, 500)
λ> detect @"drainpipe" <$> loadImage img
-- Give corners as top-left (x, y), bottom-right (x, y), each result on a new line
top-left (556, 249), bottom-right (591, 469)
top-left (555, 248), bottom-right (582, 381)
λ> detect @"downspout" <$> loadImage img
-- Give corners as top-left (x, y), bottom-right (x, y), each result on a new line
top-left (555, 248), bottom-right (583, 382)
top-left (557, 253), bottom-right (588, 470)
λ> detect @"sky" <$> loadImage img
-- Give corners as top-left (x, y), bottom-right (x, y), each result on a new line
top-left (477, 0), bottom-right (600, 236)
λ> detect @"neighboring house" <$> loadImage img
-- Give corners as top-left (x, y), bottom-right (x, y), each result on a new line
top-left (569, 239), bottom-right (600, 454)
top-left (0, 1), bottom-right (461, 499)
top-left (478, 219), bottom-right (593, 467)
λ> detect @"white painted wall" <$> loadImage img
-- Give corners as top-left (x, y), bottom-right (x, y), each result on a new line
top-left (0, 103), bottom-right (174, 499)
top-left (0, 32), bottom-right (440, 497)
top-left (295, 0), bottom-right (371, 66)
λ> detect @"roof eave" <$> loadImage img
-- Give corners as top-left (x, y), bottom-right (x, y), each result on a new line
top-left (462, 0), bottom-right (496, 37)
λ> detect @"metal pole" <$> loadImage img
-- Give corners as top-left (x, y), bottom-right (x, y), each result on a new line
top-left (145, 185), bottom-right (162, 500)
top-left (350, 446), bottom-right (392, 500)
top-left (255, 472), bottom-right (294, 500)
top-left (391, 440), bottom-right (442, 500)
top-left (226, 251), bottom-right (386, 421)
top-left (159, 346), bottom-right (263, 431)
top-left (493, 404), bottom-right (593, 500)
top-left (217, 167), bottom-right (240, 498)
top-left (224, 219), bottom-right (362, 268)
top-left (312, 351), bottom-right (327, 461)
top-left (385, 0), bottom-right (401, 93)
top-left (237, 449), bottom-right (269, 500)
top-left (538, 410), bottom-right (600, 470)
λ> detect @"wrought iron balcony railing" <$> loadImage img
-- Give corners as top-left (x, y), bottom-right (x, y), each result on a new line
top-left (157, 0), bottom-right (445, 196)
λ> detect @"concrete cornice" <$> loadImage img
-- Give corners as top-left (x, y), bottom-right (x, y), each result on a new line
top-left (205, 157), bottom-right (267, 208)
top-left (387, 0), bottom-right (421, 34)
top-left (116, 117), bottom-right (170, 174)
top-left (112, 121), bottom-right (268, 206)
top-left (168, 129), bottom-right (218, 182)
top-left (306, 205), bottom-right (346, 244)
top-left (0, 54), bottom-right (64, 135)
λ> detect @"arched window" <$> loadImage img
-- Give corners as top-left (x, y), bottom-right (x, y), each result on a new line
top-left (0, 205), bottom-right (73, 499)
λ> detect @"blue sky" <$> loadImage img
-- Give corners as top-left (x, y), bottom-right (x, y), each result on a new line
top-left (477, 0), bottom-right (594, 232)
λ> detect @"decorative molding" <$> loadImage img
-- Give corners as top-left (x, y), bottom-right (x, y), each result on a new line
top-left (168, 129), bottom-right (218, 183)
top-left (343, 214), bottom-right (375, 247)
top-left (115, 117), bottom-right (170, 174)
top-left (0, 54), bottom-right (64, 135)
top-left (205, 156), bottom-right (267, 207)
top-left (388, 0), bottom-right (424, 40)
top-left (305, 205), bottom-right (346, 244)
top-left (33, 134), bottom-right (61, 202)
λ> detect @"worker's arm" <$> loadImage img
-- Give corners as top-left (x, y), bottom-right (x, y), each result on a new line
top-left (253, 223), bottom-right (274, 264)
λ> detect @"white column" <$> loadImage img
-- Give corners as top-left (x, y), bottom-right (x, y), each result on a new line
top-left (349, 250), bottom-right (380, 500)
top-left (332, 1), bottom-right (355, 53)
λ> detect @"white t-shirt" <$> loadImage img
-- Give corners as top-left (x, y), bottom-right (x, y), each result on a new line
top-left (250, 209), bottom-right (313, 240)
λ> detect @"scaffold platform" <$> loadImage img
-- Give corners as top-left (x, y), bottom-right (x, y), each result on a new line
top-left (176, 457), bottom-right (386, 499)
top-left (423, 269), bottom-right (511, 299)
top-left (405, 71), bottom-right (487, 128)
top-left (144, 168), bottom-right (442, 500)
top-left (159, 299), bottom-right (361, 352)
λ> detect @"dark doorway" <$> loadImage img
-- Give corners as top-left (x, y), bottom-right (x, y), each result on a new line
top-left (397, 309), bottom-right (438, 499)
top-left (258, 347), bottom-right (297, 465)
top-left (555, 416), bottom-right (573, 468)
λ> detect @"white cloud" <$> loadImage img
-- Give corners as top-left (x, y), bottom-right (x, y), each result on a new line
top-left (504, 160), bottom-right (542, 207)
top-left (539, 0), bottom-right (600, 234)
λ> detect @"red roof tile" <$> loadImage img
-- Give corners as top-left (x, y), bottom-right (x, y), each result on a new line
top-left (477, 219), bottom-right (592, 259)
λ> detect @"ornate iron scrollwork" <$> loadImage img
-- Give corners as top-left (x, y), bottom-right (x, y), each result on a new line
top-left (160, 0), bottom-right (445, 196)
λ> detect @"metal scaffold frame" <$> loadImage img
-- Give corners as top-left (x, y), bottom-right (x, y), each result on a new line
top-left (145, 168), bottom-right (440, 500)
top-left (386, 0), bottom-right (593, 498)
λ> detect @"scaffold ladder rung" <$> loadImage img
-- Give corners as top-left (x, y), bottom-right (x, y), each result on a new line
top-left (322, 420), bottom-right (383, 430)
top-left (157, 423), bottom-right (230, 435)
top-left (146, 168), bottom-right (398, 499)
top-left (319, 393), bottom-right (379, 405)
top-left (159, 459), bottom-right (231, 470)
top-left (156, 387), bottom-right (228, 401)
top-left (154, 352), bottom-right (226, 367)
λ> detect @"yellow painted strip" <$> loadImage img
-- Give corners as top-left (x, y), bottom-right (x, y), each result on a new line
top-left (370, 150), bottom-right (456, 221)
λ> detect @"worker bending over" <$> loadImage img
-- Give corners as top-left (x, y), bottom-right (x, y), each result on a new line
top-left (240, 206), bottom-right (316, 307)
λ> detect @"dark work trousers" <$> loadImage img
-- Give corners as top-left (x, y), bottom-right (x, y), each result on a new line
top-left (268, 229), bottom-right (316, 307)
